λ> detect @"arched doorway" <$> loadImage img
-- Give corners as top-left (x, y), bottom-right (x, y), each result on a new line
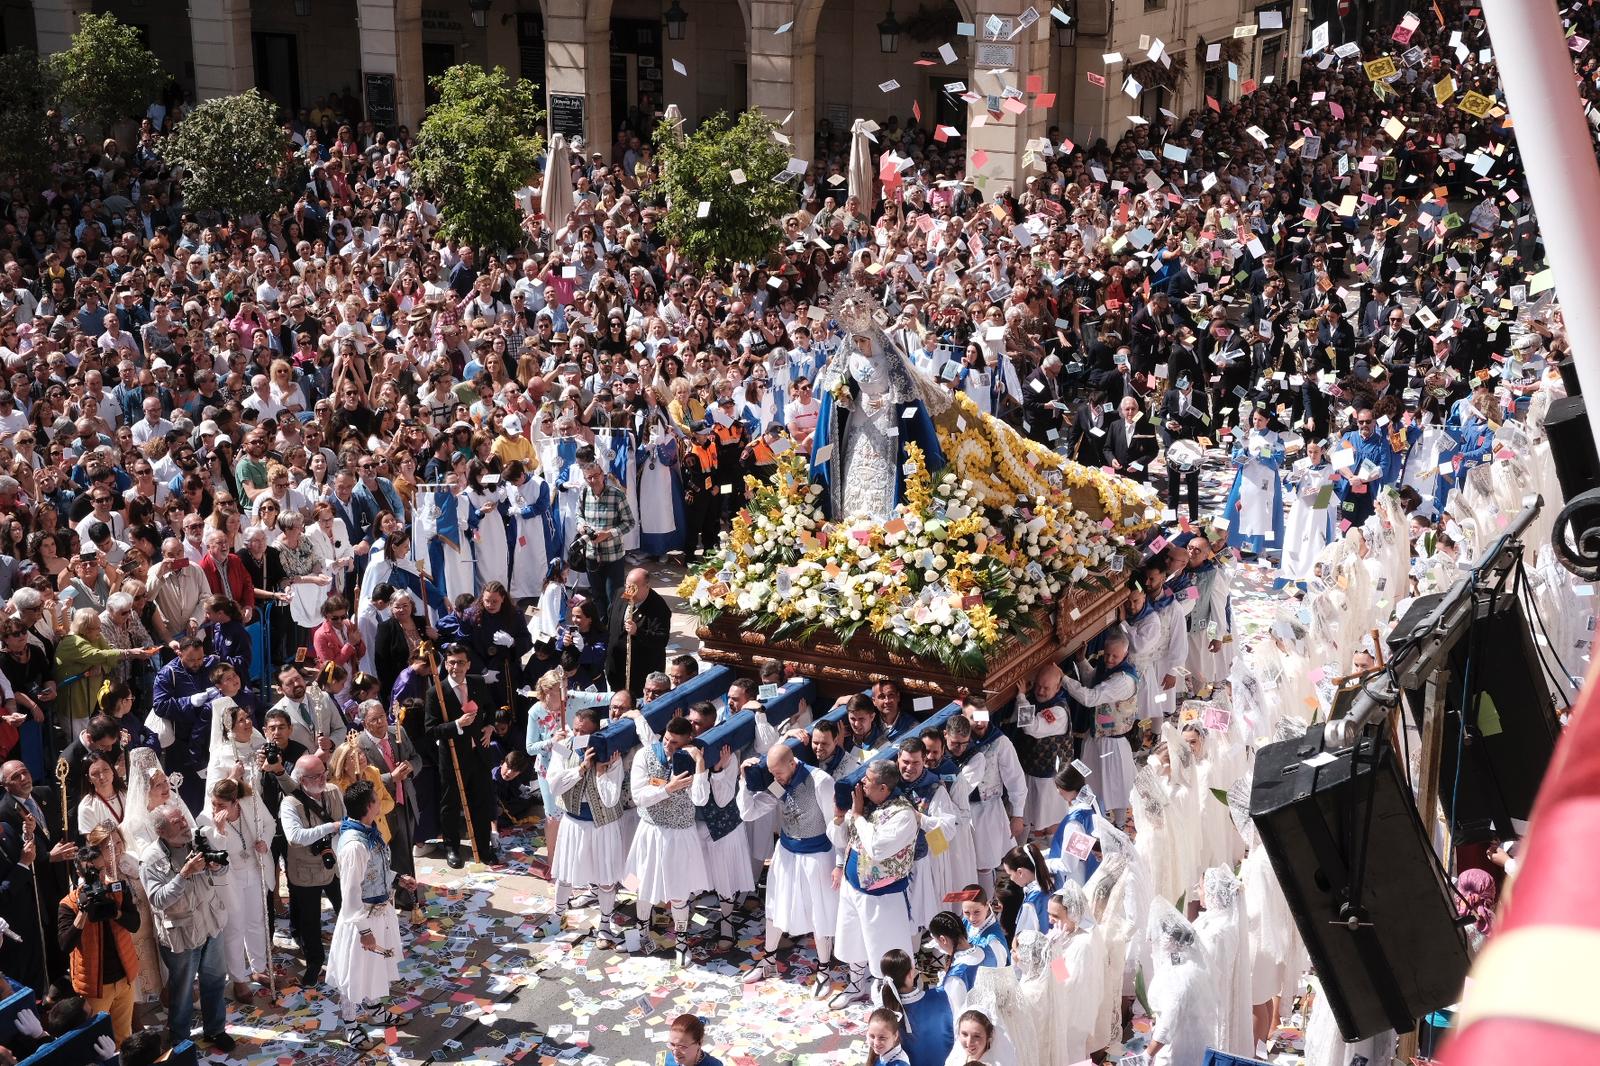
top-left (795, 0), bottom-right (969, 175)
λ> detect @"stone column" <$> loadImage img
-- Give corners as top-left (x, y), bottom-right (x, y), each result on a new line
top-left (965, 4), bottom-right (1055, 195)
top-left (33, 0), bottom-right (90, 56)
top-left (542, 0), bottom-right (612, 151)
top-left (190, 0), bottom-right (256, 101)
top-left (749, 0), bottom-right (809, 162)
top-left (358, 0), bottom-right (426, 132)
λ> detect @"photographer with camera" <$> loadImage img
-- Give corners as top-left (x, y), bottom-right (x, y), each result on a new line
top-left (138, 801), bottom-right (233, 1053)
top-left (57, 824), bottom-right (141, 1042)
top-left (278, 753), bottom-right (344, 988)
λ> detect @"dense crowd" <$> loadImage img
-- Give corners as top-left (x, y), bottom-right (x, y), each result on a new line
top-left (0, 1), bottom-right (1590, 1063)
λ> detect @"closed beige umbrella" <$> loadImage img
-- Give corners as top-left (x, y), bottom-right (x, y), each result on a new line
top-left (848, 118), bottom-right (877, 214)
top-left (539, 133), bottom-right (575, 229)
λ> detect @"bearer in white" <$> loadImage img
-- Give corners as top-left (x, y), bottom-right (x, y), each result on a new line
top-left (685, 701), bottom-right (755, 952)
top-left (949, 700), bottom-right (1027, 898)
top-left (828, 759), bottom-right (918, 1009)
top-left (625, 716), bottom-right (712, 965)
top-left (545, 705), bottom-right (629, 945)
top-left (738, 741), bottom-right (840, 997)
top-left (326, 779), bottom-right (417, 1053)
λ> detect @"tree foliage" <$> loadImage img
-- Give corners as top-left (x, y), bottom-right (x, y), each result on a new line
top-left (654, 109), bottom-right (794, 270)
top-left (164, 89), bottom-right (290, 221)
top-left (0, 51), bottom-right (60, 187)
top-left (412, 65), bottom-right (544, 252)
top-left (50, 12), bottom-right (168, 137)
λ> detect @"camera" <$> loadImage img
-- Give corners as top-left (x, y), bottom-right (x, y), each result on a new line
top-left (260, 741), bottom-right (284, 768)
top-left (76, 849), bottom-right (121, 922)
top-left (191, 831), bottom-right (229, 868)
top-left (309, 835), bottom-right (336, 870)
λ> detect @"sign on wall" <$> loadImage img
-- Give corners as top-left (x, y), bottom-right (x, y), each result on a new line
top-left (975, 42), bottom-right (1017, 67)
top-left (549, 92), bottom-right (586, 140)
top-left (364, 73), bottom-right (397, 127)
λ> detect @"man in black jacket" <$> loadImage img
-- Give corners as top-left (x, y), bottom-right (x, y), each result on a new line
top-left (1159, 377), bottom-right (1211, 522)
top-left (424, 644), bottom-right (497, 868)
top-left (1106, 396), bottom-right (1159, 482)
top-left (605, 568), bottom-right (672, 699)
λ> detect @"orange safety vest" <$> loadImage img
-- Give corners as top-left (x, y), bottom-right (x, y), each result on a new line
top-left (64, 884), bottom-right (139, 999)
top-left (690, 441), bottom-right (719, 490)
top-left (752, 437), bottom-right (778, 466)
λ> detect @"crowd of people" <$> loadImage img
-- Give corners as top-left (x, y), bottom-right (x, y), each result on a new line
top-left (0, 0), bottom-right (1589, 1062)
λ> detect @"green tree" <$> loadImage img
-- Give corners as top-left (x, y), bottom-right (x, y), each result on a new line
top-left (653, 109), bottom-right (793, 270)
top-left (412, 64), bottom-right (544, 252)
top-left (164, 89), bottom-right (290, 220)
top-left (50, 12), bottom-right (168, 137)
top-left (0, 51), bottom-right (60, 186)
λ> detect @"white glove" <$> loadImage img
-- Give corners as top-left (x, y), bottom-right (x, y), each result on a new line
top-left (14, 1008), bottom-right (43, 1038)
top-left (94, 1034), bottom-right (117, 1061)
top-left (189, 687), bottom-right (216, 707)
top-left (492, 630), bottom-right (514, 648)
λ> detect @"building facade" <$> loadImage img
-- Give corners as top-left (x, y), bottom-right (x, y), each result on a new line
top-left (11, 0), bottom-right (1312, 188)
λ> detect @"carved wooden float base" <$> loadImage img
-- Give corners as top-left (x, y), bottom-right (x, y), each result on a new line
top-left (696, 583), bottom-right (1128, 706)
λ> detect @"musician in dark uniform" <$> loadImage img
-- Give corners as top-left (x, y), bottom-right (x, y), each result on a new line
top-left (1159, 375), bottom-right (1211, 523)
top-left (423, 644), bottom-right (497, 869)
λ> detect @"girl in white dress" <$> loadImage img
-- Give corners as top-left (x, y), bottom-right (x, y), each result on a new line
top-left (1146, 900), bottom-right (1223, 1066)
top-left (1279, 440), bottom-right (1337, 584)
top-left (1193, 866), bottom-right (1253, 1057)
top-left (327, 779), bottom-right (416, 1051)
top-left (466, 462), bottom-right (512, 591)
top-left (197, 775), bottom-right (274, 1000)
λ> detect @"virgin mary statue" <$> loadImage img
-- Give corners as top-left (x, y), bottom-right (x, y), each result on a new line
top-left (808, 288), bottom-right (950, 520)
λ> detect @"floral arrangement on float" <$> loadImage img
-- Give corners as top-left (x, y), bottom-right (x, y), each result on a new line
top-left (682, 435), bottom-right (1159, 672)
top-left (681, 282), bottom-right (1160, 672)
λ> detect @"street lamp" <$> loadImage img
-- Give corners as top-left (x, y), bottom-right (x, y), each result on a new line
top-left (468, 0), bottom-right (491, 29)
top-left (665, 0), bottom-right (688, 40)
top-left (1055, 7), bottom-right (1075, 46)
top-left (877, 2), bottom-right (901, 53)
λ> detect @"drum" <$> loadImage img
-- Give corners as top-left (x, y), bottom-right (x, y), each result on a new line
top-left (1166, 438), bottom-right (1205, 472)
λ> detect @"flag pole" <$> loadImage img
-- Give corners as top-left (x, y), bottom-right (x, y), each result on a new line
top-left (1480, 0), bottom-right (1600, 449)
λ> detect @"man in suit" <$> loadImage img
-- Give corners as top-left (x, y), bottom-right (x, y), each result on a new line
top-left (1022, 355), bottom-right (1068, 448)
top-left (424, 643), bottom-right (497, 868)
top-left (1160, 376), bottom-right (1211, 522)
top-left (0, 760), bottom-right (76, 996)
top-left (355, 700), bottom-right (421, 908)
top-left (605, 568), bottom-right (672, 698)
top-left (1106, 396), bottom-right (1159, 482)
top-left (1068, 388), bottom-right (1109, 467)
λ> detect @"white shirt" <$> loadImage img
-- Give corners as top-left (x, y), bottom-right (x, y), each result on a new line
top-left (131, 416), bottom-right (174, 446)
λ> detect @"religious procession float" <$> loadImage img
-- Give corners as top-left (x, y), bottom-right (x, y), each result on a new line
top-left (685, 287), bottom-right (1162, 699)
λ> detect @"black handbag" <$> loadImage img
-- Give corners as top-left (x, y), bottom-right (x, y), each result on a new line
top-left (566, 533), bottom-right (590, 574)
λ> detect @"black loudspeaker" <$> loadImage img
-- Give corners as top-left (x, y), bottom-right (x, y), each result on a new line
top-left (1554, 356), bottom-right (1581, 398)
top-left (1251, 723), bottom-right (1472, 1041)
top-left (1386, 590), bottom-right (1560, 838)
top-left (1545, 395), bottom-right (1600, 502)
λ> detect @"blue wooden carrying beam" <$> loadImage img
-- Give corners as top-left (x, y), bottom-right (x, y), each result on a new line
top-left (0, 983), bottom-right (32, 1043)
top-left (830, 701), bottom-right (962, 808)
top-left (694, 709), bottom-right (757, 762)
top-left (588, 665), bottom-right (733, 763)
top-left (16, 1011), bottom-right (112, 1066)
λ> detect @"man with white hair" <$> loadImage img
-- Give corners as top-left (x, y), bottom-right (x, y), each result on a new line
top-left (827, 758), bottom-right (917, 1007)
top-left (242, 375), bottom-right (283, 423)
top-left (279, 754), bottom-right (346, 988)
top-left (130, 395), bottom-right (174, 447)
top-left (149, 537), bottom-right (210, 637)
top-left (140, 800), bottom-right (234, 1052)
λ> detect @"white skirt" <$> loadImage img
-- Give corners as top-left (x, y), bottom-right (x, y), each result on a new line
top-left (327, 902), bottom-right (401, 1004)
top-left (972, 798), bottom-right (1013, 870)
top-left (697, 823), bottom-right (756, 899)
top-left (908, 856), bottom-right (940, 929)
top-left (1087, 734), bottom-right (1137, 813)
top-left (767, 844), bottom-right (839, 937)
top-left (1022, 775), bottom-right (1066, 832)
top-left (551, 815), bottom-right (628, 889)
top-left (834, 883), bottom-right (914, 977)
top-left (626, 822), bottom-right (711, 906)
